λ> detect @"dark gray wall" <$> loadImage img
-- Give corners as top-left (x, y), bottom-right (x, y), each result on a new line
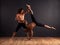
top-left (0, 0), bottom-right (60, 37)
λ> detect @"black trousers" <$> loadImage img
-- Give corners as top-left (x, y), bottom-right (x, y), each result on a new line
top-left (15, 23), bottom-right (27, 32)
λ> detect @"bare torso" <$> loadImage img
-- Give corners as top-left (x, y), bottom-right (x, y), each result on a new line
top-left (15, 13), bottom-right (25, 23)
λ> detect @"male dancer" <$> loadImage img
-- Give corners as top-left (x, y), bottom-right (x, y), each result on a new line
top-left (11, 4), bottom-right (31, 38)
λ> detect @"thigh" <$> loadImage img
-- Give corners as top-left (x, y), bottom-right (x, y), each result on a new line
top-left (15, 23), bottom-right (22, 32)
top-left (22, 23), bottom-right (27, 29)
top-left (27, 22), bottom-right (36, 30)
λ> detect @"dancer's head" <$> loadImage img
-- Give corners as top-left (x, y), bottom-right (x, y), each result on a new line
top-left (17, 8), bottom-right (25, 14)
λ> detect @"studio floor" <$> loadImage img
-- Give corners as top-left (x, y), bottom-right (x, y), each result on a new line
top-left (0, 37), bottom-right (60, 45)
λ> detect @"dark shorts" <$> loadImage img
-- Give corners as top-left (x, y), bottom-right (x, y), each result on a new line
top-left (15, 23), bottom-right (27, 32)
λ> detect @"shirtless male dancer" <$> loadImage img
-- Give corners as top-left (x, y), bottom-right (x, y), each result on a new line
top-left (11, 4), bottom-right (31, 39)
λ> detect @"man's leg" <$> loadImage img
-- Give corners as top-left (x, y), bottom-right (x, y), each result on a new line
top-left (30, 30), bottom-right (33, 39)
top-left (26, 29), bottom-right (33, 40)
top-left (11, 23), bottom-right (21, 38)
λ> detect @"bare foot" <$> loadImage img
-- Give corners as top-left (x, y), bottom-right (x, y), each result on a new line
top-left (51, 27), bottom-right (56, 30)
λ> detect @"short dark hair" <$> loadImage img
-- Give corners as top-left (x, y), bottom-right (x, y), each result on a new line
top-left (17, 8), bottom-right (23, 14)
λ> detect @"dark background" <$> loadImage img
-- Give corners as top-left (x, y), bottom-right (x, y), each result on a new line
top-left (0, 0), bottom-right (60, 37)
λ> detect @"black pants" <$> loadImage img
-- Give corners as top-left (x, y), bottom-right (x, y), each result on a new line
top-left (15, 23), bottom-right (27, 32)
top-left (30, 14), bottom-right (44, 27)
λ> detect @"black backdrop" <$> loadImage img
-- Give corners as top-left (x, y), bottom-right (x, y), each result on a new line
top-left (0, 0), bottom-right (60, 37)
